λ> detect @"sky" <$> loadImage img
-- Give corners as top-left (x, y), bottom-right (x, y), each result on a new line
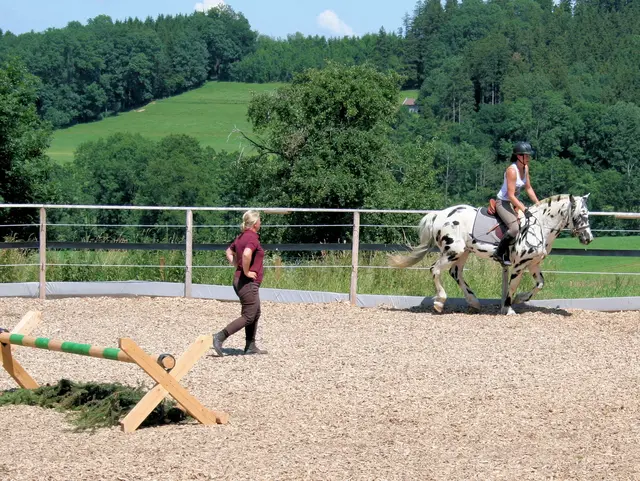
top-left (0, 0), bottom-right (419, 38)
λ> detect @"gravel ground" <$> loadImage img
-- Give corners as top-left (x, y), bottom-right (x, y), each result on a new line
top-left (1, 297), bottom-right (639, 481)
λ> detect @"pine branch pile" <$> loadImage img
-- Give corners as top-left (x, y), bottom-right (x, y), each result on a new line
top-left (0, 379), bottom-right (187, 431)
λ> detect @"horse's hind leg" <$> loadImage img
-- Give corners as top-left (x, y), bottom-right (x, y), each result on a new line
top-left (430, 244), bottom-right (466, 313)
top-left (514, 261), bottom-right (544, 305)
top-left (448, 251), bottom-right (481, 312)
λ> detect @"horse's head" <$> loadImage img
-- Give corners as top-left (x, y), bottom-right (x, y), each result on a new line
top-left (569, 194), bottom-right (593, 245)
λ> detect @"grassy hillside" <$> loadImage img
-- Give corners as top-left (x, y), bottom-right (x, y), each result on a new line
top-left (48, 82), bottom-right (422, 163)
top-left (47, 82), bottom-right (285, 163)
top-left (399, 89), bottom-right (419, 102)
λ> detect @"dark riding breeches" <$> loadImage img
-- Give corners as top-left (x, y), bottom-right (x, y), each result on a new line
top-left (223, 278), bottom-right (261, 343)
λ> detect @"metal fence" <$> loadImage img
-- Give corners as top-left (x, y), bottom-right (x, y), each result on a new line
top-left (0, 203), bottom-right (638, 305)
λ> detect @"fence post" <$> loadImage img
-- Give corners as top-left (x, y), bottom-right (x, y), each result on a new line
top-left (349, 211), bottom-right (360, 306)
top-left (39, 207), bottom-right (46, 300)
top-left (185, 209), bottom-right (193, 298)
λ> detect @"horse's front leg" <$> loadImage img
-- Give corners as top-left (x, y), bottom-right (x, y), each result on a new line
top-left (501, 265), bottom-right (526, 315)
top-left (514, 262), bottom-right (544, 305)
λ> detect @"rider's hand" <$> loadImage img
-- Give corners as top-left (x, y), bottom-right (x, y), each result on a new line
top-left (245, 271), bottom-right (258, 280)
top-left (524, 209), bottom-right (533, 219)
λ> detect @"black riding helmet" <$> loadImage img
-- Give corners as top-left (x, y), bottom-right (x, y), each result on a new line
top-left (513, 141), bottom-right (533, 156)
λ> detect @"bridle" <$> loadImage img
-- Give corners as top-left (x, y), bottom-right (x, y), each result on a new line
top-left (567, 200), bottom-right (591, 236)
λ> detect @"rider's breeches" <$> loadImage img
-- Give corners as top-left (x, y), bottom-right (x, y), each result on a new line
top-left (496, 200), bottom-right (519, 238)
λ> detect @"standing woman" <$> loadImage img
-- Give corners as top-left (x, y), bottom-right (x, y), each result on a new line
top-left (213, 210), bottom-right (267, 356)
top-left (493, 141), bottom-right (540, 266)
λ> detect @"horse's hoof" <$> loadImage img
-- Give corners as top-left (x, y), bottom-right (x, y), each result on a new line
top-left (500, 307), bottom-right (517, 316)
top-left (468, 306), bottom-right (480, 314)
top-left (433, 301), bottom-right (444, 313)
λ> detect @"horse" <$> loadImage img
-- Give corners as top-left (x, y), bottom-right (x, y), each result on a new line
top-left (389, 194), bottom-right (594, 315)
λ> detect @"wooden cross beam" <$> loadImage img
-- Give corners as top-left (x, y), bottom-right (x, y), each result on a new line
top-left (120, 335), bottom-right (229, 432)
top-left (0, 311), bottom-right (42, 389)
top-left (0, 312), bottom-right (228, 432)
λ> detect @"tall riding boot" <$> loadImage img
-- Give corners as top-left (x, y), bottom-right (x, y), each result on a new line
top-left (493, 234), bottom-right (515, 266)
top-left (212, 330), bottom-right (228, 357)
top-left (244, 341), bottom-right (268, 355)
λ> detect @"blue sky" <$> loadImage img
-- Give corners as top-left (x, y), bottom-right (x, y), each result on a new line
top-left (0, 0), bottom-right (418, 38)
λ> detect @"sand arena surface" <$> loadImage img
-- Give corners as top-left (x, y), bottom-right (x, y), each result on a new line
top-left (1, 297), bottom-right (639, 480)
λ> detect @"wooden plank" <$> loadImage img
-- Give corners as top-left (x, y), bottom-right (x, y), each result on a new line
top-left (1, 342), bottom-right (39, 389)
top-left (185, 209), bottom-right (193, 298)
top-left (349, 211), bottom-right (360, 306)
top-left (119, 338), bottom-right (219, 428)
top-left (39, 207), bottom-right (46, 300)
top-left (120, 335), bottom-right (228, 432)
top-left (11, 311), bottom-right (43, 336)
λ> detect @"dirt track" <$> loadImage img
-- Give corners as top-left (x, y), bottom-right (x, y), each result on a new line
top-left (1, 297), bottom-right (639, 480)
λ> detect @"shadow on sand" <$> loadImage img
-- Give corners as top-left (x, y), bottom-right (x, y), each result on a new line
top-left (380, 298), bottom-right (573, 317)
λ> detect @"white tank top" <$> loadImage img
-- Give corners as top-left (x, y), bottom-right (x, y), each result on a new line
top-left (497, 163), bottom-right (526, 201)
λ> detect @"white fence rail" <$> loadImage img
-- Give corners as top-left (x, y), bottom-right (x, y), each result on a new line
top-left (0, 204), bottom-right (638, 304)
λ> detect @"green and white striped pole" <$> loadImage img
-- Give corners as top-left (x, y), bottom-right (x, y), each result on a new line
top-left (0, 331), bottom-right (175, 369)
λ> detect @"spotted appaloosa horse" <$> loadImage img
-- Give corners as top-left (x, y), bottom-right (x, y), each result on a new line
top-left (389, 194), bottom-right (594, 315)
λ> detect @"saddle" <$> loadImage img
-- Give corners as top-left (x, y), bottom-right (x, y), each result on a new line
top-left (471, 199), bottom-right (508, 245)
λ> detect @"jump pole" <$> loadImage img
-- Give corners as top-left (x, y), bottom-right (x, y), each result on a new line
top-left (0, 331), bottom-right (176, 368)
top-left (0, 312), bottom-right (229, 432)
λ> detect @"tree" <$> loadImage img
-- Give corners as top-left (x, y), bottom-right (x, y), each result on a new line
top-left (593, 102), bottom-right (640, 181)
top-left (0, 60), bottom-right (55, 222)
top-left (71, 132), bottom-right (155, 226)
top-left (420, 55), bottom-right (474, 123)
top-left (135, 135), bottom-right (223, 226)
top-left (240, 63), bottom-right (403, 241)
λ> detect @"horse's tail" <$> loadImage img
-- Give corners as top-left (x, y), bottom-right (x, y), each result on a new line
top-left (388, 213), bottom-right (437, 268)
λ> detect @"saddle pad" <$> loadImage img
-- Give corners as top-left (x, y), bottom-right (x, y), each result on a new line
top-left (471, 207), bottom-right (507, 245)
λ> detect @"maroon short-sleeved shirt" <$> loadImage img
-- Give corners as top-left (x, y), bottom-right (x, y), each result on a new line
top-left (229, 230), bottom-right (264, 284)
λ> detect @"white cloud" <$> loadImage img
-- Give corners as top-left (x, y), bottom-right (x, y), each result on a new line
top-left (194, 0), bottom-right (225, 13)
top-left (316, 10), bottom-right (354, 37)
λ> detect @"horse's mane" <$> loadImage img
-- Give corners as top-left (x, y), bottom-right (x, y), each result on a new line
top-left (533, 194), bottom-right (571, 207)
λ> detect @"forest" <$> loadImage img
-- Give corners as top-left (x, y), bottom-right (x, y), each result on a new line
top-left (0, 0), bottom-right (638, 242)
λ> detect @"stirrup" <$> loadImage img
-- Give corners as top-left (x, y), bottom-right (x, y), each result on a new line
top-left (498, 253), bottom-right (512, 266)
top-left (493, 251), bottom-right (511, 266)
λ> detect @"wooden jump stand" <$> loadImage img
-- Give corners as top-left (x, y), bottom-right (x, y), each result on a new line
top-left (0, 311), bottom-right (229, 432)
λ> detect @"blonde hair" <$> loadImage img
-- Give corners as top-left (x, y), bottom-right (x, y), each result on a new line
top-left (241, 210), bottom-right (260, 231)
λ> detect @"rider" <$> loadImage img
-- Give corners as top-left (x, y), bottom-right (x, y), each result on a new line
top-left (493, 141), bottom-right (540, 266)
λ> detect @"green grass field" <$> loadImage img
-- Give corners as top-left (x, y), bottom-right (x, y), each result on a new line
top-left (47, 82), bottom-right (285, 163)
top-left (399, 89), bottom-right (419, 102)
top-left (546, 236), bottom-right (640, 274)
top-left (48, 82), bottom-right (421, 163)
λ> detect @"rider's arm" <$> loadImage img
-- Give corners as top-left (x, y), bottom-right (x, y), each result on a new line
top-left (506, 167), bottom-right (527, 212)
top-left (524, 166), bottom-right (539, 204)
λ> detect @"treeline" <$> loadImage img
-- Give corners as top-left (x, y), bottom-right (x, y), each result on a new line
top-left (0, 6), bottom-right (255, 127)
top-left (2, 0), bottom-right (640, 124)
top-left (228, 0), bottom-right (640, 104)
top-left (1, 0), bottom-right (639, 241)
